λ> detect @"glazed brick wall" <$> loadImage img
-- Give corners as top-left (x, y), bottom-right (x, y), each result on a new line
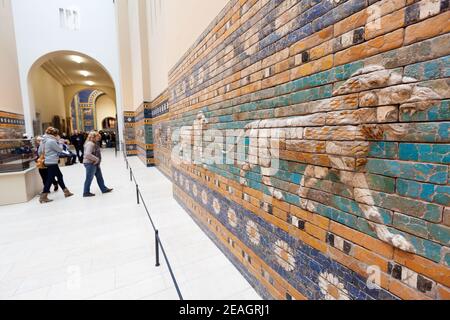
top-left (134, 102), bottom-right (155, 167)
top-left (123, 111), bottom-right (137, 156)
top-left (161, 0), bottom-right (449, 300)
top-left (0, 110), bottom-right (25, 140)
top-left (123, 94), bottom-right (170, 166)
top-left (152, 91), bottom-right (171, 176)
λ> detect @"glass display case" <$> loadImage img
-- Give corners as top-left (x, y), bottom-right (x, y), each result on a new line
top-left (0, 139), bottom-right (36, 173)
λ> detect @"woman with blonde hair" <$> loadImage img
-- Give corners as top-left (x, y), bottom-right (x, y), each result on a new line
top-left (38, 127), bottom-right (74, 203)
top-left (83, 131), bottom-right (113, 197)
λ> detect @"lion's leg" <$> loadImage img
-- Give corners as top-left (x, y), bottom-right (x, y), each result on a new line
top-left (239, 162), bottom-right (253, 186)
top-left (340, 171), bottom-right (416, 253)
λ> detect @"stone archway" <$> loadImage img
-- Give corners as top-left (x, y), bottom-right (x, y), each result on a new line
top-left (25, 50), bottom-right (119, 138)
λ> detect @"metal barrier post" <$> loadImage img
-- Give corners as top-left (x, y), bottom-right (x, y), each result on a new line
top-left (155, 230), bottom-right (160, 267)
top-left (136, 184), bottom-right (140, 205)
top-left (130, 168), bottom-right (133, 182)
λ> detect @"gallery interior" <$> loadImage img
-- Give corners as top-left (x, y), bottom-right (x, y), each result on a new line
top-left (0, 0), bottom-right (449, 301)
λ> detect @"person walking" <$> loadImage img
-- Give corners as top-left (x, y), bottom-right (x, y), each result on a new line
top-left (38, 127), bottom-right (74, 203)
top-left (35, 136), bottom-right (59, 192)
top-left (83, 131), bottom-right (113, 197)
top-left (70, 130), bottom-right (85, 163)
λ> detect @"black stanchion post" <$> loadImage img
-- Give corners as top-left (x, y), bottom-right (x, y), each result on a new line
top-left (136, 184), bottom-right (140, 205)
top-left (155, 230), bottom-right (160, 267)
top-left (130, 168), bottom-right (133, 182)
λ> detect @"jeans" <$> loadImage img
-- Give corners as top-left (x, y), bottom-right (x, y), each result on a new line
top-left (83, 164), bottom-right (108, 195)
top-left (43, 165), bottom-right (66, 193)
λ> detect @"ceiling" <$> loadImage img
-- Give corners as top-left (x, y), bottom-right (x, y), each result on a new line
top-left (40, 53), bottom-right (114, 89)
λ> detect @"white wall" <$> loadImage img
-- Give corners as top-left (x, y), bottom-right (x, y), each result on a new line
top-left (165, 0), bottom-right (228, 69)
top-left (116, 0), bottom-right (134, 111)
top-left (0, 0), bottom-right (23, 114)
top-left (146, 0), bottom-right (228, 100)
top-left (11, 0), bottom-right (124, 142)
top-left (95, 95), bottom-right (116, 130)
top-left (30, 67), bottom-right (66, 128)
top-left (147, 0), bottom-right (167, 100)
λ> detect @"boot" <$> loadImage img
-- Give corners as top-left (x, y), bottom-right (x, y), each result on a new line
top-left (39, 193), bottom-right (53, 204)
top-left (64, 189), bottom-right (74, 198)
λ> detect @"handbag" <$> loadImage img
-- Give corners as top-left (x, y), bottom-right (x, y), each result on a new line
top-left (36, 142), bottom-right (46, 169)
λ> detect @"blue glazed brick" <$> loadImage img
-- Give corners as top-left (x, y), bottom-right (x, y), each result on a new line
top-left (404, 55), bottom-right (450, 80)
top-left (445, 252), bottom-right (450, 267)
top-left (401, 100), bottom-right (450, 122)
top-left (389, 228), bottom-right (442, 263)
top-left (429, 224), bottom-right (450, 246)
top-left (285, 192), bottom-right (301, 206)
top-left (356, 218), bottom-right (378, 238)
top-left (367, 159), bottom-right (449, 185)
top-left (369, 190), bottom-right (443, 223)
top-left (311, 201), bottom-right (358, 229)
top-left (369, 142), bottom-right (398, 159)
top-left (393, 212), bottom-right (429, 238)
top-left (397, 179), bottom-right (450, 206)
top-left (399, 143), bottom-right (450, 164)
top-left (291, 173), bottom-right (302, 184)
top-left (333, 61), bottom-right (364, 81)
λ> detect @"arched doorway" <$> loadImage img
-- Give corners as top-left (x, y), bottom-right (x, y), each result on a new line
top-left (26, 51), bottom-right (119, 142)
top-left (102, 117), bottom-right (117, 130)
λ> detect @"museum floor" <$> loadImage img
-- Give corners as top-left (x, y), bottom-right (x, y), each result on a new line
top-left (0, 150), bottom-right (260, 300)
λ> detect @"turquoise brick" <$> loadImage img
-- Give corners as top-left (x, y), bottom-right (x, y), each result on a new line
top-left (332, 195), bottom-right (393, 224)
top-left (285, 192), bottom-right (301, 206)
top-left (362, 174), bottom-right (396, 193)
top-left (356, 218), bottom-right (378, 238)
top-left (311, 202), bottom-right (358, 229)
top-left (445, 253), bottom-right (450, 267)
top-left (239, 102), bottom-right (257, 112)
top-left (399, 143), bottom-right (450, 164)
top-left (289, 85), bottom-right (333, 105)
top-left (438, 123), bottom-right (450, 141)
top-left (367, 159), bottom-right (448, 184)
top-left (291, 173), bottom-right (302, 184)
top-left (389, 228), bottom-right (442, 263)
top-left (248, 179), bottom-right (262, 191)
top-left (369, 190), bottom-right (443, 222)
top-left (444, 56), bottom-right (450, 77)
top-left (424, 61), bottom-right (440, 79)
top-left (283, 61), bottom-right (362, 95)
top-left (247, 171), bottom-right (262, 182)
top-left (393, 213), bottom-right (428, 238)
top-left (397, 179), bottom-right (450, 206)
top-left (404, 55), bottom-right (450, 80)
top-left (219, 115), bottom-right (233, 122)
top-left (401, 100), bottom-right (450, 122)
top-left (333, 61), bottom-right (365, 81)
top-left (429, 224), bottom-right (450, 246)
top-left (405, 63), bottom-right (420, 79)
top-left (272, 169), bottom-right (291, 182)
top-left (368, 142), bottom-right (398, 159)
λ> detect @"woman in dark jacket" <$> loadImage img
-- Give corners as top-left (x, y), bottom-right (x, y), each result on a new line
top-left (83, 131), bottom-right (113, 197)
top-left (38, 127), bottom-right (74, 203)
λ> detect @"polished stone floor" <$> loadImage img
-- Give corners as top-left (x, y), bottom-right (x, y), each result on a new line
top-left (0, 150), bottom-right (260, 300)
